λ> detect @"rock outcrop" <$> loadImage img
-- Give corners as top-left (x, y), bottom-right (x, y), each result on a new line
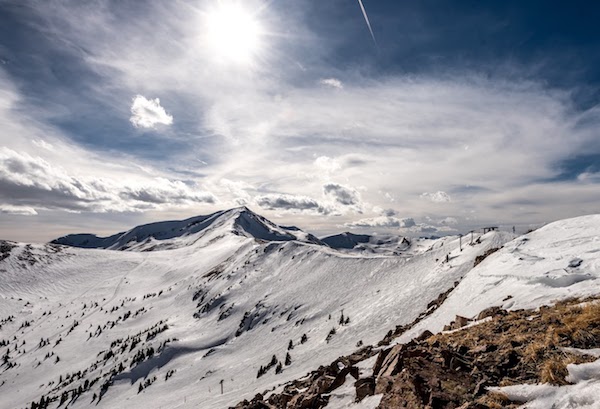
top-left (233, 297), bottom-right (600, 409)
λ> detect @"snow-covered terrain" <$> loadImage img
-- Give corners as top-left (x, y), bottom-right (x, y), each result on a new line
top-left (2, 209), bottom-right (600, 408)
top-left (321, 232), bottom-right (414, 255)
top-left (396, 214), bottom-right (600, 343)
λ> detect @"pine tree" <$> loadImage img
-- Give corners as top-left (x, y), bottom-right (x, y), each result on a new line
top-left (287, 340), bottom-right (294, 350)
top-left (59, 391), bottom-right (68, 405)
top-left (275, 362), bottom-right (283, 374)
top-left (326, 327), bottom-right (336, 343)
top-left (285, 352), bottom-right (291, 366)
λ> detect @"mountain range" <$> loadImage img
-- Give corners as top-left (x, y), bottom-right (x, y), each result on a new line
top-left (1, 208), bottom-right (600, 408)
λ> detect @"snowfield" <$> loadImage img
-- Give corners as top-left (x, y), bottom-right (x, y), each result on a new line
top-left (1, 208), bottom-right (600, 409)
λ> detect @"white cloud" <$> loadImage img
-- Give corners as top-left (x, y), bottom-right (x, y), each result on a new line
top-left (320, 78), bottom-right (343, 89)
top-left (314, 156), bottom-right (341, 173)
top-left (346, 216), bottom-right (415, 229)
top-left (129, 95), bottom-right (173, 129)
top-left (439, 216), bottom-right (458, 225)
top-left (0, 205), bottom-right (38, 216)
top-left (219, 178), bottom-right (254, 205)
top-left (577, 171), bottom-right (600, 183)
top-left (421, 191), bottom-right (451, 203)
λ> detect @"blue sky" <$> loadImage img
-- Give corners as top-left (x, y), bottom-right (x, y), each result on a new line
top-left (1, 0), bottom-right (599, 242)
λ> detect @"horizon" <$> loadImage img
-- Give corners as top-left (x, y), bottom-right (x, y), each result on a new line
top-left (1, 0), bottom-right (600, 242)
top-left (23, 205), bottom-right (544, 245)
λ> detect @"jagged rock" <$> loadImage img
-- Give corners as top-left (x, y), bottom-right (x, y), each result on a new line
top-left (453, 315), bottom-right (471, 329)
top-left (476, 306), bottom-right (505, 321)
top-left (354, 377), bottom-right (375, 402)
top-left (266, 392), bottom-right (294, 408)
top-left (473, 247), bottom-right (500, 267)
top-left (415, 330), bottom-right (434, 342)
top-left (372, 347), bottom-right (392, 377)
top-left (376, 344), bottom-right (404, 378)
top-left (287, 392), bottom-right (329, 409)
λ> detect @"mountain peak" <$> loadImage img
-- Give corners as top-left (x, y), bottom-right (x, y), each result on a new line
top-left (50, 207), bottom-right (321, 251)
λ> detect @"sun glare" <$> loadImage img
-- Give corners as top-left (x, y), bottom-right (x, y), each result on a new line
top-left (205, 2), bottom-right (263, 64)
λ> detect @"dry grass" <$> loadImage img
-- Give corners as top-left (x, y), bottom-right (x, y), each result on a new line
top-left (476, 392), bottom-right (515, 409)
top-left (428, 297), bottom-right (600, 387)
top-left (540, 355), bottom-right (575, 385)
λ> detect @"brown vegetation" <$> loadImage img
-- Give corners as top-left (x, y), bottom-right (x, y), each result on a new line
top-left (375, 297), bottom-right (600, 408)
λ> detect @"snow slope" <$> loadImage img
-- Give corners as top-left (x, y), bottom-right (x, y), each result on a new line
top-left (397, 214), bottom-right (600, 344)
top-left (3, 211), bottom-right (600, 409)
top-left (0, 208), bottom-right (511, 409)
top-left (388, 214), bottom-right (600, 409)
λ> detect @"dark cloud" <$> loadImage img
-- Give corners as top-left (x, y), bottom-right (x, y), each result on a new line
top-left (0, 148), bottom-right (215, 213)
top-left (255, 194), bottom-right (332, 215)
top-left (323, 183), bottom-right (360, 206)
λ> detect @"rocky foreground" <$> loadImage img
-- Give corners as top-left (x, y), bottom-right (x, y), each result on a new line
top-left (233, 297), bottom-right (600, 408)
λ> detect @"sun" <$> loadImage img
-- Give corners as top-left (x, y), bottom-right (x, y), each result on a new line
top-left (204, 2), bottom-right (264, 64)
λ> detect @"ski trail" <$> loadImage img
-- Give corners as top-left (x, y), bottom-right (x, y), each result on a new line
top-left (9, 257), bottom-right (147, 362)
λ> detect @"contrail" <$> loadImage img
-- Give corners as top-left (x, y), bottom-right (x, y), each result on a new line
top-left (357, 0), bottom-right (376, 46)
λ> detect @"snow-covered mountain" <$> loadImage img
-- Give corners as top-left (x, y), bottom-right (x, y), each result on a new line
top-left (321, 232), bottom-right (372, 249)
top-left (321, 232), bottom-right (415, 256)
top-left (51, 207), bottom-right (323, 251)
top-left (2, 209), bottom-right (600, 409)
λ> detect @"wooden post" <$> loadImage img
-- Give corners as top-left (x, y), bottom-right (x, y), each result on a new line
top-left (220, 379), bottom-right (224, 395)
top-left (459, 234), bottom-right (462, 251)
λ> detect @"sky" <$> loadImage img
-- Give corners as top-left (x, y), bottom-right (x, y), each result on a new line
top-left (1, 0), bottom-right (599, 242)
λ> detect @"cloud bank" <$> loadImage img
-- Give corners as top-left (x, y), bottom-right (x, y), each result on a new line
top-left (0, 148), bottom-right (214, 213)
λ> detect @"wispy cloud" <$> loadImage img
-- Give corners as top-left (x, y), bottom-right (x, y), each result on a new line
top-left (320, 78), bottom-right (343, 89)
top-left (0, 205), bottom-right (38, 216)
top-left (420, 191), bottom-right (451, 203)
